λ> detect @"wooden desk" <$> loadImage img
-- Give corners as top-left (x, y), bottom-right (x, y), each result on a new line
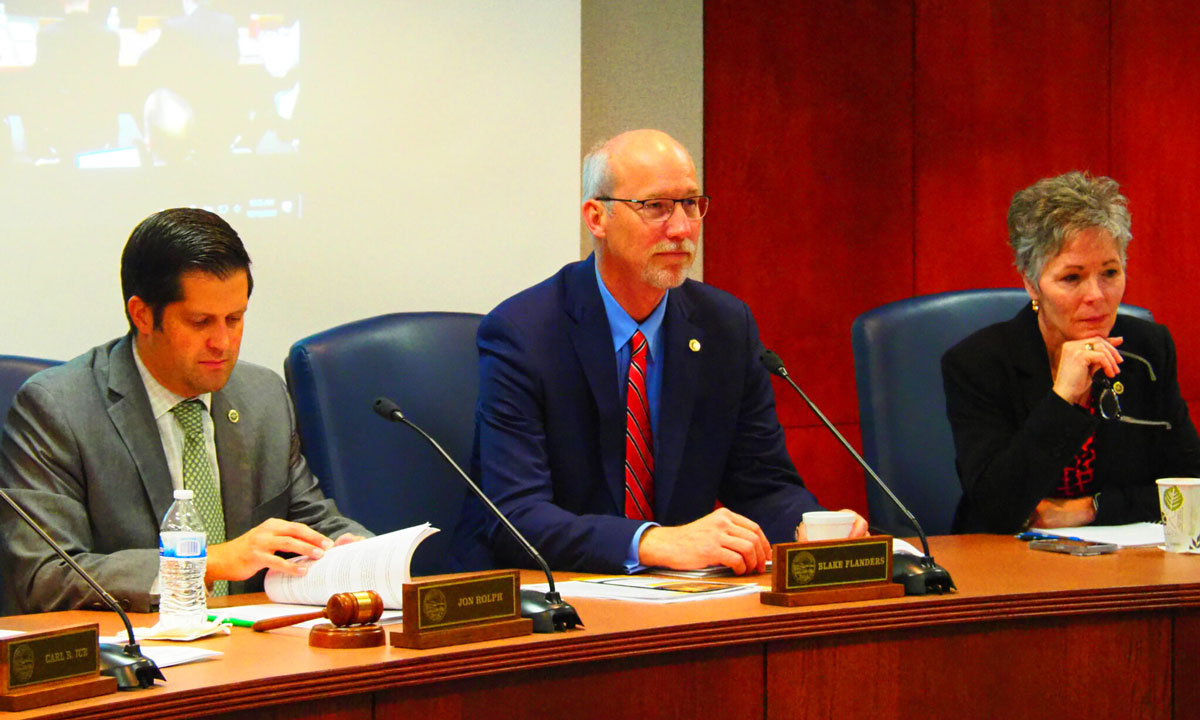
top-left (2, 536), bottom-right (1196, 720)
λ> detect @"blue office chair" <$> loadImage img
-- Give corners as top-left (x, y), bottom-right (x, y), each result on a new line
top-left (851, 289), bottom-right (1153, 536)
top-left (0, 355), bottom-right (61, 604)
top-left (285, 312), bottom-right (483, 576)
top-left (1, 355), bottom-right (61, 426)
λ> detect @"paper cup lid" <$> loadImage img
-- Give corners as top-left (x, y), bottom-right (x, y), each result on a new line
top-left (802, 510), bottom-right (857, 524)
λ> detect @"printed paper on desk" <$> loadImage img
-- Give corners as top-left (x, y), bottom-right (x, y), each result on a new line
top-left (526, 576), bottom-right (764, 603)
top-left (100, 637), bottom-right (223, 668)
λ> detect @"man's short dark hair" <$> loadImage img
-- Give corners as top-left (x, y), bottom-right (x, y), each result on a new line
top-left (120, 208), bottom-right (254, 333)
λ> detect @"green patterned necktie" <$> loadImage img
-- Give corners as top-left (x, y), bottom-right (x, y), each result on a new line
top-left (170, 399), bottom-right (228, 597)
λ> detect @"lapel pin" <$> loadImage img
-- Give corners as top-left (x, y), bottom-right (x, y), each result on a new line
top-left (689, 339), bottom-right (701, 352)
top-left (227, 409), bottom-right (240, 423)
top-left (1112, 381), bottom-right (1124, 395)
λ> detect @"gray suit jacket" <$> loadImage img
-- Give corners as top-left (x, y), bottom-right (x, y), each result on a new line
top-left (0, 335), bottom-right (369, 614)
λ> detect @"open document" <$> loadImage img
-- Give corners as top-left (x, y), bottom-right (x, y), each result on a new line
top-left (264, 524), bottom-right (438, 609)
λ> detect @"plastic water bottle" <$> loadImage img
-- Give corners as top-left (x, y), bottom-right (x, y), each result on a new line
top-left (159, 489), bottom-right (208, 628)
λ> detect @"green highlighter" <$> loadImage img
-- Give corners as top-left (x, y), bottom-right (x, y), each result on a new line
top-left (207, 615), bottom-right (255, 628)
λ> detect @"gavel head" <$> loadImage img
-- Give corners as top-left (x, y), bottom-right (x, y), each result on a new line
top-left (324, 590), bottom-right (385, 627)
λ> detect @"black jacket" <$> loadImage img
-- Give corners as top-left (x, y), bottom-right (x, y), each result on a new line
top-left (942, 305), bottom-right (1200, 533)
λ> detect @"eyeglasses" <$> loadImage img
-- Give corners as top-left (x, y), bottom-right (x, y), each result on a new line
top-left (595, 195), bottom-right (711, 222)
top-left (1093, 350), bottom-right (1172, 429)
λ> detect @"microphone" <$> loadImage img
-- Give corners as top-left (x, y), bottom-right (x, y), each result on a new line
top-left (372, 397), bottom-right (582, 632)
top-left (0, 488), bottom-right (165, 689)
top-left (759, 349), bottom-right (955, 595)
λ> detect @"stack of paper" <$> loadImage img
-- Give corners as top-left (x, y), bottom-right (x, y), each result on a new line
top-left (1029, 522), bottom-right (1165, 548)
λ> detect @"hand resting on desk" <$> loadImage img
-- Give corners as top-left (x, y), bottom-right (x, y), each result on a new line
top-left (637, 507), bottom-right (771, 575)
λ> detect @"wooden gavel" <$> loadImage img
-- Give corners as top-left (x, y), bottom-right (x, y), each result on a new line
top-left (252, 591), bottom-right (384, 632)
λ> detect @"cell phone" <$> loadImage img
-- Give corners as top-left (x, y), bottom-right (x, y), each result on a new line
top-left (1028, 539), bottom-right (1118, 556)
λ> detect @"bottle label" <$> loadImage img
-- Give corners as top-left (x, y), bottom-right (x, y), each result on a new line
top-left (160, 531), bottom-right (207, 559)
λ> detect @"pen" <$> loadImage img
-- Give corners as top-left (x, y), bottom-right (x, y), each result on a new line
top-left (207, 615), bottom-right (254, 628)
top-left (1016, 531), bottom-right (1088, 542)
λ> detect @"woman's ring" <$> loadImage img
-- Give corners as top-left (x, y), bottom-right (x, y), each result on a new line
top-left (1085, 343), bottom-right (1095, 352)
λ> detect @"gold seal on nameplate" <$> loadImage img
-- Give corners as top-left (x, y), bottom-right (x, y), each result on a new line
top-left (421, 589), bottom-right (447, 623)
top-left (789, 551), bottom-right (817, 585)
top-left (11, 645), bottom-right (34, 684)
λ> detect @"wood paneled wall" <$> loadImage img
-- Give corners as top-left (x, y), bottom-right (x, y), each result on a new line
top-left (705, 0), bottom-right (1200, 518)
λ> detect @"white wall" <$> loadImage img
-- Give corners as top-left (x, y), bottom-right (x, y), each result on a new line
top-left (0, 1), bottom-right (581, 369)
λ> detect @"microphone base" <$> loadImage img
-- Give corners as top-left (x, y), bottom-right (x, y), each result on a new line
top-left (892, 554), bottom-right (956, 596)
top-left (520, 589), bottom-right (583, 633)
top-left (98, 643), bottom-right (164, 690)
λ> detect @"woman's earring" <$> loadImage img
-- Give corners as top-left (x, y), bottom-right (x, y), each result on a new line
top-left (1031, 299), bottom-right (1039, 313)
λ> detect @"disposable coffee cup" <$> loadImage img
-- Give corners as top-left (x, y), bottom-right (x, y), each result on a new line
top-left (802, 510), bottom-right (856, 541)
top-left (1156, 478), bottom-right (1200, 553)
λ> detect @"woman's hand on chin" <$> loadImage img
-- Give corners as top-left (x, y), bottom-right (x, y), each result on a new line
top-left (1052, 336), bottom-right (1124, 406)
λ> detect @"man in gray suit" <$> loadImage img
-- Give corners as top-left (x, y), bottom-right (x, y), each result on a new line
top-left (0, 209), bottom-right (370, 614)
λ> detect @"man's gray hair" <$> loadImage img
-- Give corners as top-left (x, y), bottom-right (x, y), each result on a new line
top-left (581, 140), bottom-right (614, 206)
top-left (1008, 171), bottom-right (1132, 283)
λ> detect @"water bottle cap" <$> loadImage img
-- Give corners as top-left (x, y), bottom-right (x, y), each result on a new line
top-left (173, 489), bottom-right (194, 500)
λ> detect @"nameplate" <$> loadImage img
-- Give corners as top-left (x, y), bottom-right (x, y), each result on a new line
top-left (3, 625), bottom-right (99, 691)
top-left (392, 571), bottom-right (531, 649)
top-left (0, 624), bottom-right (116, 711)
top-left (761, 536), bottom-right (904, 607)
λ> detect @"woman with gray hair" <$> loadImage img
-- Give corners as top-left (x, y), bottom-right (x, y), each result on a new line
top-left (942, 171), bottom-right (1200, 533)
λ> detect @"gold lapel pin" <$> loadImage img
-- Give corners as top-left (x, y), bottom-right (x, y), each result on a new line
top-left (228, 409), bottom-right (240, 423)
top-left (688, 339), bottom-right (701, 352)
top-left (1112, 381), bottom-right (1124, 395)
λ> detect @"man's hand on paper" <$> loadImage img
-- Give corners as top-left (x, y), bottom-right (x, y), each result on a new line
top-left (206, 518), bottom-right (334, 582)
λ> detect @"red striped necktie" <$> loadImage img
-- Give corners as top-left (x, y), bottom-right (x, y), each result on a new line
top-left (624, 330), bottom-right (654, 521)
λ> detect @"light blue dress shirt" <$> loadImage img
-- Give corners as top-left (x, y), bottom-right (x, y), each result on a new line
top-left (593, 260), bottom-right (668, 572)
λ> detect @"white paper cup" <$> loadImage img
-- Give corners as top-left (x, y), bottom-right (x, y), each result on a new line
top-left (1156, 478), bottom-right (1200, 553)
top-left (802, 510), bottom-right (857, 541)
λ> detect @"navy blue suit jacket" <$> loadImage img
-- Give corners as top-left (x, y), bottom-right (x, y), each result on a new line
top-left (453, 256), bottom-right (822, 572)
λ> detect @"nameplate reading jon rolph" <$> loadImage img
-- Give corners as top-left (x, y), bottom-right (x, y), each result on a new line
top-left (761, 535), bottom-right (905, 607)
top-left (0, 624), bottom-right (117, 711)
top-left (391, 570), bottom-right (532, 649)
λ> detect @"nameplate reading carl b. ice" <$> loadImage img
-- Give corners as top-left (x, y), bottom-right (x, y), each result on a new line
top-left (0, 624), bottom-right (117, 711)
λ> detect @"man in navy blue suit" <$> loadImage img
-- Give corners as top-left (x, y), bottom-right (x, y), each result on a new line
top-left (454, 129), bottom-right (866, 575)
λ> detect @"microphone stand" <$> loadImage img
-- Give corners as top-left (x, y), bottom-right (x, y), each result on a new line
top-left (373, 397), bottom-right (582, 632)
top-left (0, 488), bottom-right (164, 689)
top-left (760, 350), bottom-right (955, 595)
